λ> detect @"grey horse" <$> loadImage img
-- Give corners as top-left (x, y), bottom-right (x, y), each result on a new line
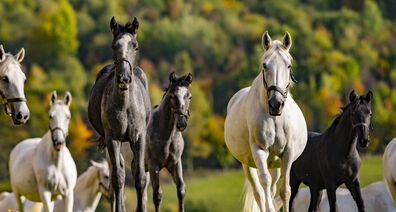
top-left (88, 16), bottom-right (151, 212)
top-left (147, 72), bottom-right (192, 212)
top-left (122, 72), bottom-right (192, 212)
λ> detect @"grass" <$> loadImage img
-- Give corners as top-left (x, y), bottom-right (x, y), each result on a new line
top-left (96, 155), bottom-right (384, 212)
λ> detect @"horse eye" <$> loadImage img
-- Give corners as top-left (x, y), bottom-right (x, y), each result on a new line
top-left (49, 114), bottom-right (53, 119)
top-left (263, 64), bottom-right (267, 70)
top-left (189, 96), bottom-right (192, 100)
top-left (105, 175), bottom-right (109, 179)
top-left (2, 76), bottom-right (8, 83)
top-left (288, 65), bottom-right (291, 69)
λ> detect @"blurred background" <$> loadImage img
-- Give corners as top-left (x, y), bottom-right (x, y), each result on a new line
top-left (0, 0), bottom-right (395, 211)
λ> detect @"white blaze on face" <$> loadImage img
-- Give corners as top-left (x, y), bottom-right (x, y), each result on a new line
top-left (117, 34), bottom-right (133, 58)
top-left (49, 103), bottom-right (71, 136)
top-left (175, 86), bottom-right (189, 109)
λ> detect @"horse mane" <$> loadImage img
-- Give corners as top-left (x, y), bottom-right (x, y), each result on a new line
top-left (326, 97), bottom-right (360, 133)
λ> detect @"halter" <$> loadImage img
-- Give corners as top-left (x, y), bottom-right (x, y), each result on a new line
top-left (262, 69), bottom-right (297, 99)
top-left (0, 90), bottom-right (26, 116)
top-left (352, 122), bottom-right (369, 129)
top-left (114, 58), bottom-right (133, 72)
top-left (173, 108), bottom-right (189, 120)
top-left (49, 126), bottom-right (68, 137)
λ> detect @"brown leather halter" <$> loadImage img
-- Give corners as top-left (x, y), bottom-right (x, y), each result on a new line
top-left (262, 69), bottom-right (297, 99)
top-left (0, 90), bottom-right (26, 116)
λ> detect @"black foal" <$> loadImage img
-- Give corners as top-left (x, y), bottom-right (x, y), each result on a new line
top-left (289, 90), bottom-right (373, 212)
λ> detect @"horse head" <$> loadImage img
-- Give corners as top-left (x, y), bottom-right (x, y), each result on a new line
top-left (261, 32), bottom-right (295, 116)
top-left (348, 90), bottom-right (373, 147)
top-left (0, 45), bottom-right (29, 124)
top-left (165, 72), bottom-right (193, 131)
top-left (49, 91), bottom-right (72, 151)
top-left (110, 16), bottom-right (139, 92)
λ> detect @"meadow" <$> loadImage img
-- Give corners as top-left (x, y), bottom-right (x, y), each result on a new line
top-left (96, 154), bottom-right (384, 212)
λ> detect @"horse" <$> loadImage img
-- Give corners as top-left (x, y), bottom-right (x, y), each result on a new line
top-left (88, 16), bottom-right (151, 212)
top-left (383, 137), bottom-right (396, 207)
top-left (278, 181), bottom-right (394, 212)
top-left (0, 44), bottom-right (29, 124)
top-left (289, 90), bottom-right (373, 212)
top-left (9, 91), bottom-right (77, 212)
top-left (1, 160), bottom-right (110, 212)
top-left (224, 31), bottom-right (307, 212)
top-left (122, 72), bottom-right (192, 212)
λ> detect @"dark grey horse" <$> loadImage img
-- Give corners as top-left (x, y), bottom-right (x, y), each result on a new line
top-left (289, 90), bottom-right (373, 212)
top-left (146, 72), bottom-right (192, 212)
top-left (88, 16), bottom-right (151, 212)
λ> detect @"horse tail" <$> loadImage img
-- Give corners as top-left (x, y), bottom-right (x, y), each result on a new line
top-left (96, 136), bottom-right (106, 152)
top-left (243, 180), bottom-right (260, 212)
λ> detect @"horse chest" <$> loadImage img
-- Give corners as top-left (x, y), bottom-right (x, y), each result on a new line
top-left (253, 118), bottom-right (288, 155)
top-left (44, 167), bottom-right (68, 195)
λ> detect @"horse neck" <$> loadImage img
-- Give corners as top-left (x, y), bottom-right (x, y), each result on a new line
top-left (42, 131), bottom-right (64, 165)
top-left (329, 110), bottom-right (358, 157)
top-left (156, 94), bottom-right (176, 139)
top-left (251, 72), bottom-right (269, 108)
top-left (73, 167), bottom-right (101, 211)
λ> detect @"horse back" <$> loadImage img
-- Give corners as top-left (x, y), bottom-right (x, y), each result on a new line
top-left (88, 64), bottom-right (114, 136)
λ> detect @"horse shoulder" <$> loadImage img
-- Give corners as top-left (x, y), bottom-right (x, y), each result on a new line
top-left (62, 147), bottom-right (77, 182)
top-left (227, 87), bottom-right (250, 113)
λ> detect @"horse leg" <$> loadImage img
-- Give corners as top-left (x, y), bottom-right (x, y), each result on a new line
top-left (150, 165), bottom-right (162, 212)
top-left (142, 171), bottom-right (150, 210)
top-left (308, 188), bottom-right (323, 212)
top-left (345, 179), bottom-right (365, 212)
top-left (279, 149), bottom-right (293, 212)
top-left (106, 136), bottom-right (125, 212)
top-left (242, 164), bottom-right (265, 210)
top-left (168, 160), bottom-right (186, 212)
top-left (63, 190), bottom-right (74, 212)
top-left (326, 186), bottom-right (338, 212)
top-left (130, 135), bottom-right (147, 212)
top-left (251, 143), bottom-right (275, 212)
top-left (13, 191), bottom-right (24, 212)
top-left (38, 187), bottom-right (54, 212)
top-left (269, 168), bottom-right (280, 198)
top-left (289, 171), bottom-right (302, 212)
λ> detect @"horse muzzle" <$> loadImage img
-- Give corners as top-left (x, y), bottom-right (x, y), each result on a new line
top-left (176, 116), bottom-right (187, 131)
top-left (119, 83), bottom-right (129, 90)
top-left (10, 102), bottom-right (30, 125)
top-left (268, 93), bottom-right (285, 116)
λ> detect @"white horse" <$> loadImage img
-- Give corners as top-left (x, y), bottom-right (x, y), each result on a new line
top-left (224, 31), bottom-right (307, 212)
top-left (9, 91), bottom-right (77, 212)
top-left (0, 44), bottom-right (29, 124)
top-left (1, 160), bottom-right (110, 212)
top-left (281, 181), bottom-right (394, 212)
top-left (383, 137), bottom-right (396, 207)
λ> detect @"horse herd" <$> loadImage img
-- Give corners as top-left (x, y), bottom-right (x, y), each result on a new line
top-left (0, 15), bottom-right (395, 212)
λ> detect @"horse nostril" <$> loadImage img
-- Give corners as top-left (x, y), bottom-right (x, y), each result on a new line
top-left (24, 115), bottom-right (29, 120)
top-left (16, 112), bottom-right (23, 120)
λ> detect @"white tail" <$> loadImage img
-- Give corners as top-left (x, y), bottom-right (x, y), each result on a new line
top-left (243, 180), bottom-right (260, 212)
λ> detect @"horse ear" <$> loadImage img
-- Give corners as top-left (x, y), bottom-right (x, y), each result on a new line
top-left (0, 45), bottom-right (5, 61)
top-left (365, 90), bottom-right (373, 103)
top-left (169, 72), bottom-right (177, 83)
top-left (282, 32), bottom-right (292, 51)
top-left (90, 160), bottom-right (102, 168)
top-left (349, 90), bottom-right (358, 102)
top-left (64, 91), bottom-right (72, 107)
top-left (50, 91), bottom-right (57, 106)
top-left (110, 16), bottom-right (119, 37)
top-left (125, 17), bottom-right (139, 37)
top-left (185, 73), bottom-right (193, 84)
top-left (15, 48), bottom-right (25, 63)
top-left (261, 31), bottom-right (272, 51)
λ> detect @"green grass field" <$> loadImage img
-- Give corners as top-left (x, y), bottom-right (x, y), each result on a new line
top-left (97, 155), bottom-right (384, 212)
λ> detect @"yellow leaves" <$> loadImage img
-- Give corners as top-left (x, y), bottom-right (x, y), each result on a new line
top-left (325, 97), bottom-right (342, 116)
top-left (352, 79), bottom-right (364, 93)
top-left (201, 2), bottom-right (213, 14)
top-left (69, 118), bottom-right (93, 154)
